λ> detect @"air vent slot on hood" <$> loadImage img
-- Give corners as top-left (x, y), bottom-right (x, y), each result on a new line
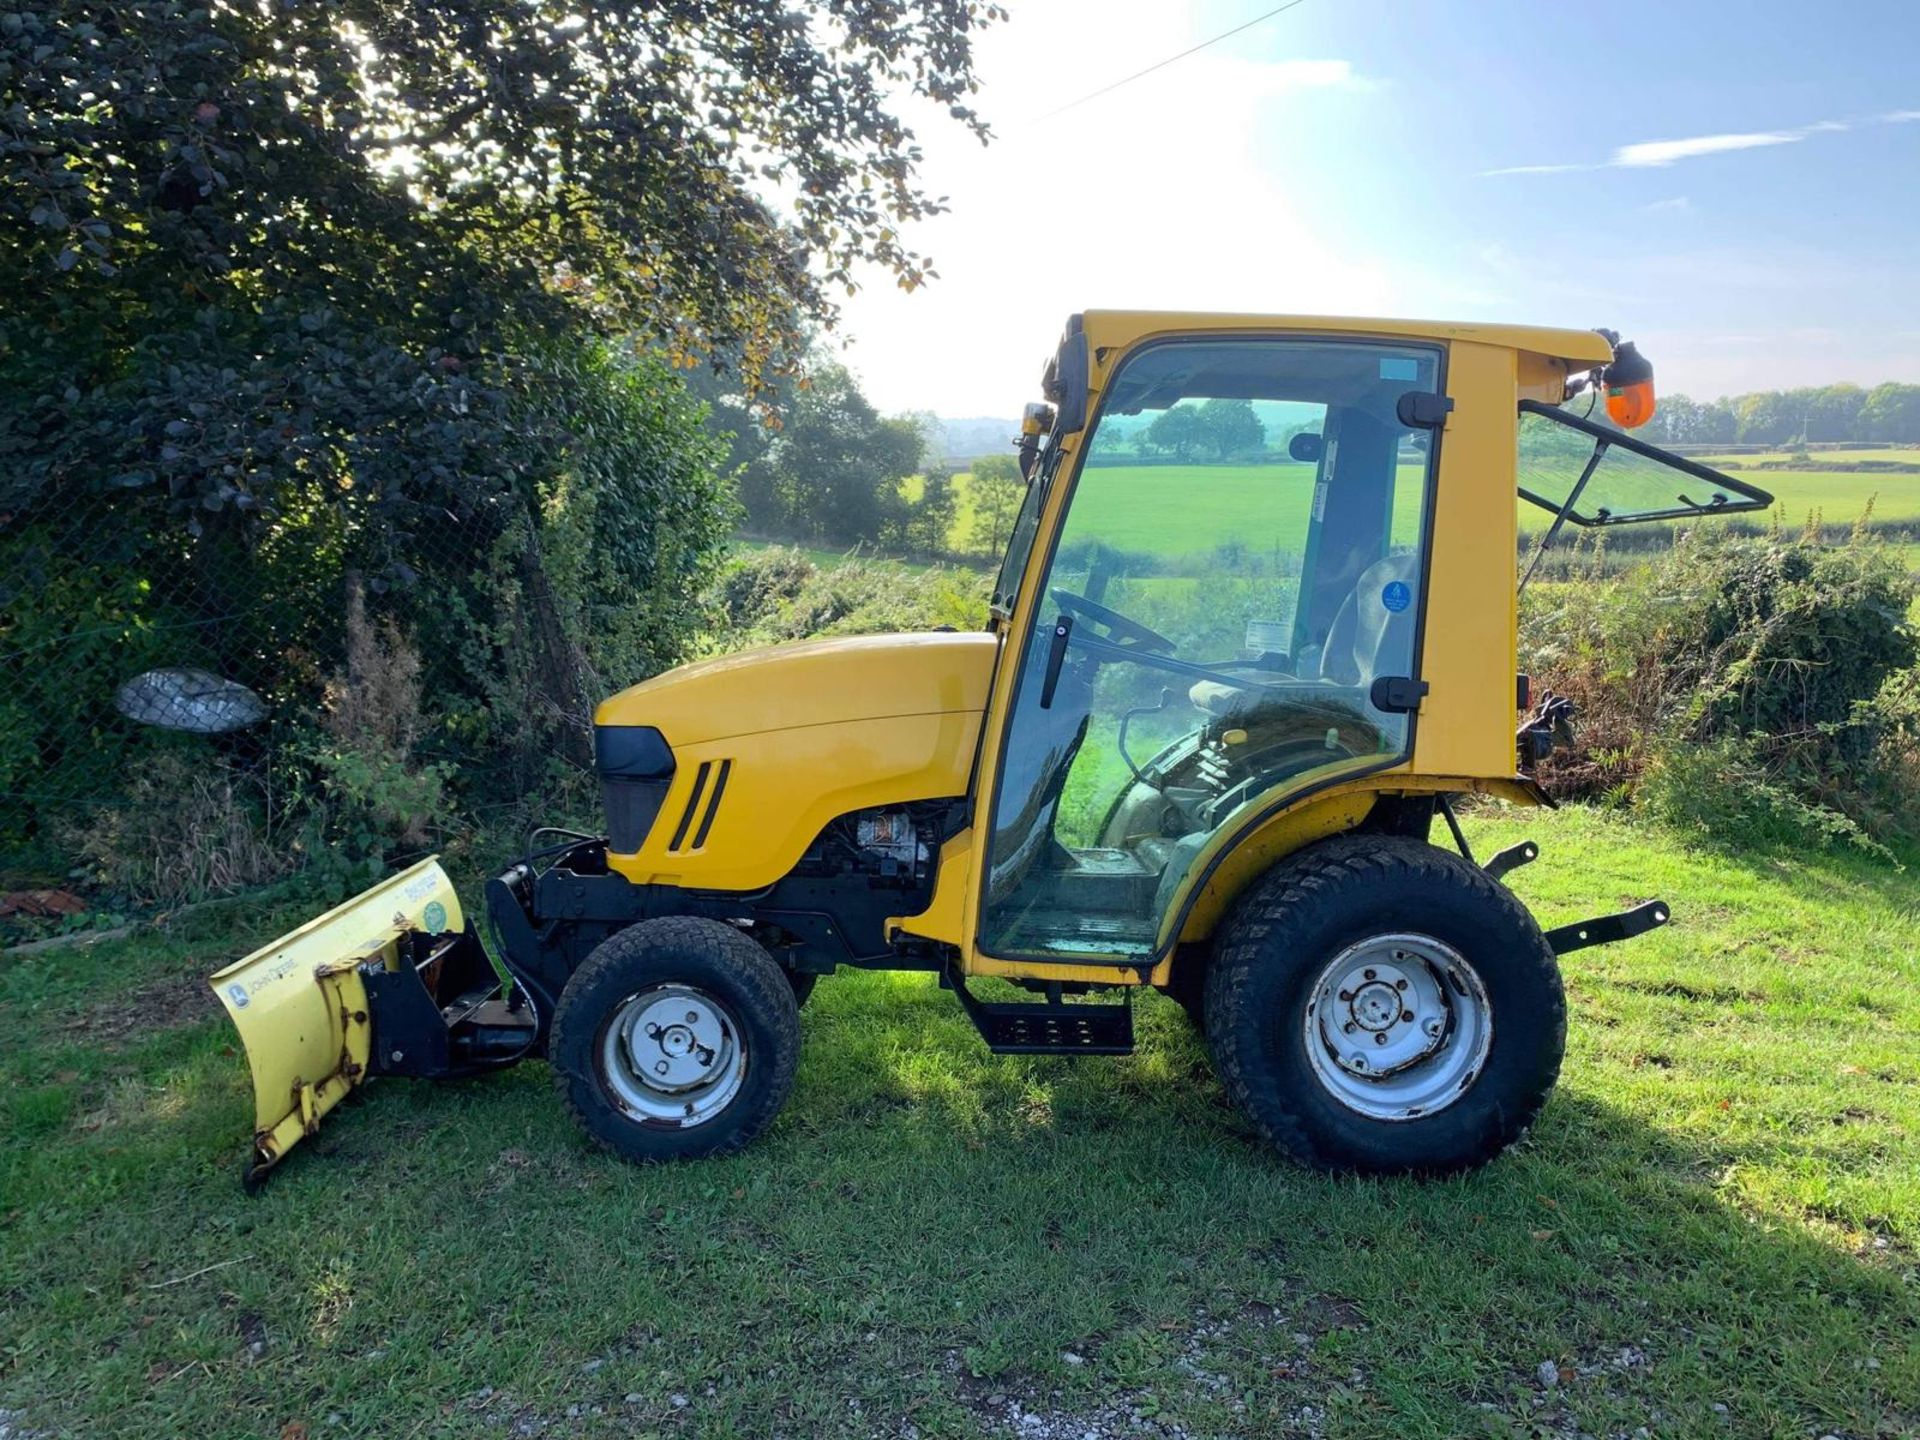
top-left (667, 759), bottom-right (731, 853)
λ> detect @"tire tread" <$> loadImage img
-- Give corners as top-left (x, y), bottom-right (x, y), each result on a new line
top-left (1204, 834), bottom-right (1565, 1173)
top-left (549, 916), bottom-right (800, 1161)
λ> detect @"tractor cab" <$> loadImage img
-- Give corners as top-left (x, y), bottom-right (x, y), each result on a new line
top-left (981, 332), bottom-right (1444, 961)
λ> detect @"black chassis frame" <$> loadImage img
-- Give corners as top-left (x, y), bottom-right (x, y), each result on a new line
top-left (485, 833), bottom-right (951, 1050)
top-left (481, 797), bottom-right (1671, 1060)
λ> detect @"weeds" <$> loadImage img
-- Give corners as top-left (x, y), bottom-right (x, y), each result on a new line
top-left (56, 751), bottom-right (285, 907)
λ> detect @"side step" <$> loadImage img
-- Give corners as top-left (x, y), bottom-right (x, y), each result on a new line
top-left (943, 963), bottom-right (1134, 1056)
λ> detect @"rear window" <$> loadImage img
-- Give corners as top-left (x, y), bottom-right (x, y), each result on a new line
top-left (1518, 400), bottom-right (1773, 526)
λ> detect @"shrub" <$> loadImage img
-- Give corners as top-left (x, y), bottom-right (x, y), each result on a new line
top-left (1524, 529), bottom-right (1918, 852)
top-left (711, 551), bottom-right (989, 650)
top-left (306, 585), bottom-right (451, 864)
top-left (714, 547), bottom-right (820, 634)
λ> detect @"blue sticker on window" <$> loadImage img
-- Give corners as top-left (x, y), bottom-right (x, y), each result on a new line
top-left (1380, 580), bottom-right (1412, 613)
top-left (1379, 357), bottom-right (1419, 381)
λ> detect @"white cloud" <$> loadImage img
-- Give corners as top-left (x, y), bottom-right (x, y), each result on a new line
top-left (1480, 161), bottom-right (1593, 177)
top-left (1640, 196), bottom-right (1692, 213)
top-left (1483, 109), bottom-right (1920, 177)
top-left (1612, 130), bottom-right (1804, 167)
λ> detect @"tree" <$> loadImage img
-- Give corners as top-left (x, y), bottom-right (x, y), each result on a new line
top-left (1695, 400), bottom-right (1739, 445)
top-left (1801, 384), bottom-right (1867, 443)
top-left (1146, 405), bottom-right (1206, 461)
top-left (736, 363), bottom-right (922, 546)
top-left (910, 466), bottom-right (961, 557)
top-left (1196, 398), bottom-right (1265, 459)
top-left (1734, 392), bottom-right (1804, 447)
top-left (968, 454), bottom-right (1026, 557)
top-left (2, 0), bottom-right (999, 761)
top-left (1642, 394), bottom-right (1700, 445)
top-left (1859, 383), bottom-right (1920, 442)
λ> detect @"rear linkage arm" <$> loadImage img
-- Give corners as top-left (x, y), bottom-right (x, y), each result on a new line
top-left (1435, 798), bottom-right (1671, 957)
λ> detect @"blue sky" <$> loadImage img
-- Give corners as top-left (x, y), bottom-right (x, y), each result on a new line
top-left (837, 0), bottom-right (1920, 415)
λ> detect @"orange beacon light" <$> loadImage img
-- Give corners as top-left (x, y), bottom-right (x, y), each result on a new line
top-left (1603, 340), bottom-right (1657, 428)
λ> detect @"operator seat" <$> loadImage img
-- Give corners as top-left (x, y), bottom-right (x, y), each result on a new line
top-left (1187, 551), bottom-right (1418, 718)
top-left (1315, 551), bottom-right (1418, 686)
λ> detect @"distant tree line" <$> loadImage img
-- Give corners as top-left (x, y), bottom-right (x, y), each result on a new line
top-left (1638, 383), bottom-right (1920, 447)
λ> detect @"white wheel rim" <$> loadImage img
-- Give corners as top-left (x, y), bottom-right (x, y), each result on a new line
top-left (1301, 933), bottom-right (1492, 1121)
top-left (597, 984), bottom-right (747, 1128)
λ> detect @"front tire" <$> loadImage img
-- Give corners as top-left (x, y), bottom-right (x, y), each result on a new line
top-left (550, 917), bottom-right (800, 1162)
top-left (1205, 834), bottom-right (1564, 1174)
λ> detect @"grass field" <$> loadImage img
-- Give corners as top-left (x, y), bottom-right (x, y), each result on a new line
top-left (2, 807), bottom-right (1917, 1438)
top-left (932, 460), bottom-right (1920, 559)
top-left (742, 453), bottom-right (1920, 577)
top-left (944, 462), bottom-right (1425, 562)
top-left (1692, 448), bottom-right (1920, 467)
top-left (1699, 468), bottom-right (1920, 526)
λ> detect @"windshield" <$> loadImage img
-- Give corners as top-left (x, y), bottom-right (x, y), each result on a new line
top-left (1518, 400), bottom-right (1773, 525)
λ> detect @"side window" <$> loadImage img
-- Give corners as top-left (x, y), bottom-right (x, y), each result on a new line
top-left (980, 339), bottom-right (1441, 962)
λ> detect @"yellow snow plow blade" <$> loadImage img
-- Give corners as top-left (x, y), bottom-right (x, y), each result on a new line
top-left (209, 858), bottom-right (464, 1188)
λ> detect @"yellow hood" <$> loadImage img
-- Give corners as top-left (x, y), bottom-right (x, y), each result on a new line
top-left (595, 630), bottom-right (1000, 747)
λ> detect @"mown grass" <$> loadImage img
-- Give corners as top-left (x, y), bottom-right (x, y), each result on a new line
top-left (2, 807), bottom-right (1916, 1438)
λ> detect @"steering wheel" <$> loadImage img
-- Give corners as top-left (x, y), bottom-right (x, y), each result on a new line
top-left (1050, 588), bottom-right (1177, 654)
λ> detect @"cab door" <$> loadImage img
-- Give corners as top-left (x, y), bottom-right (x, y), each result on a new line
top-left (968, 334), bottom-right (1444, 967)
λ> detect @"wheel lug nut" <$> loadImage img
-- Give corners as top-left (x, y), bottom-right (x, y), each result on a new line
top-left (645, 1024), bottom-right (660, 1038)
top-left (1394, 978), bottom-right (1408, 991)
top-left (1374, 1032), bottom-right (1388, 1045)
top-left (685, 1011), bottom-right (699, 1024)
top-left (654, 1061), bottom-right (669, 1075)
top-left (1402, 1010), bottom-right (1415, 1023)
top-left (1362, 968), bottom-right (1376, 981)
top-left (1342, 1021), bottom-right (1356, 1034)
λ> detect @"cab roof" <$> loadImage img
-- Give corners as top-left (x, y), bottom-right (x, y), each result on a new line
top-left (1076, 311), bottom-right (1616, 368)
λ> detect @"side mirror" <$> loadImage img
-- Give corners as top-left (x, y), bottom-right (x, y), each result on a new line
top-left (1044, 327), bottom-right (1090, 436)
top-left (1288, 432), bottom-right (1324, 463)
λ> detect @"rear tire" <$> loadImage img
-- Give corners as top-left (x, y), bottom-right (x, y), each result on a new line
top-left (1205, 834), bottom-right (1564, 1175)
top-left (550, 917), bottom-right (800, 1162)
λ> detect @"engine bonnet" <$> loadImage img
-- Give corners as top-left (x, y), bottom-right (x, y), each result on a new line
top-left (594, 630), bottom-right (1000, 747)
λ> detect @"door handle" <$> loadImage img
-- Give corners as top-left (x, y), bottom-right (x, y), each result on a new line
top-left (1038, 614), bottom-right (1074, 709)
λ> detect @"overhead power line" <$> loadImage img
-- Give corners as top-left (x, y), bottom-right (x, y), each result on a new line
top-left (1036, 0), bottom-right (1314, 121)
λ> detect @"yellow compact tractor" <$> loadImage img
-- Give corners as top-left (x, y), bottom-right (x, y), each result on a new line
top-left (212, 312), bottom-right (1771, 1186)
